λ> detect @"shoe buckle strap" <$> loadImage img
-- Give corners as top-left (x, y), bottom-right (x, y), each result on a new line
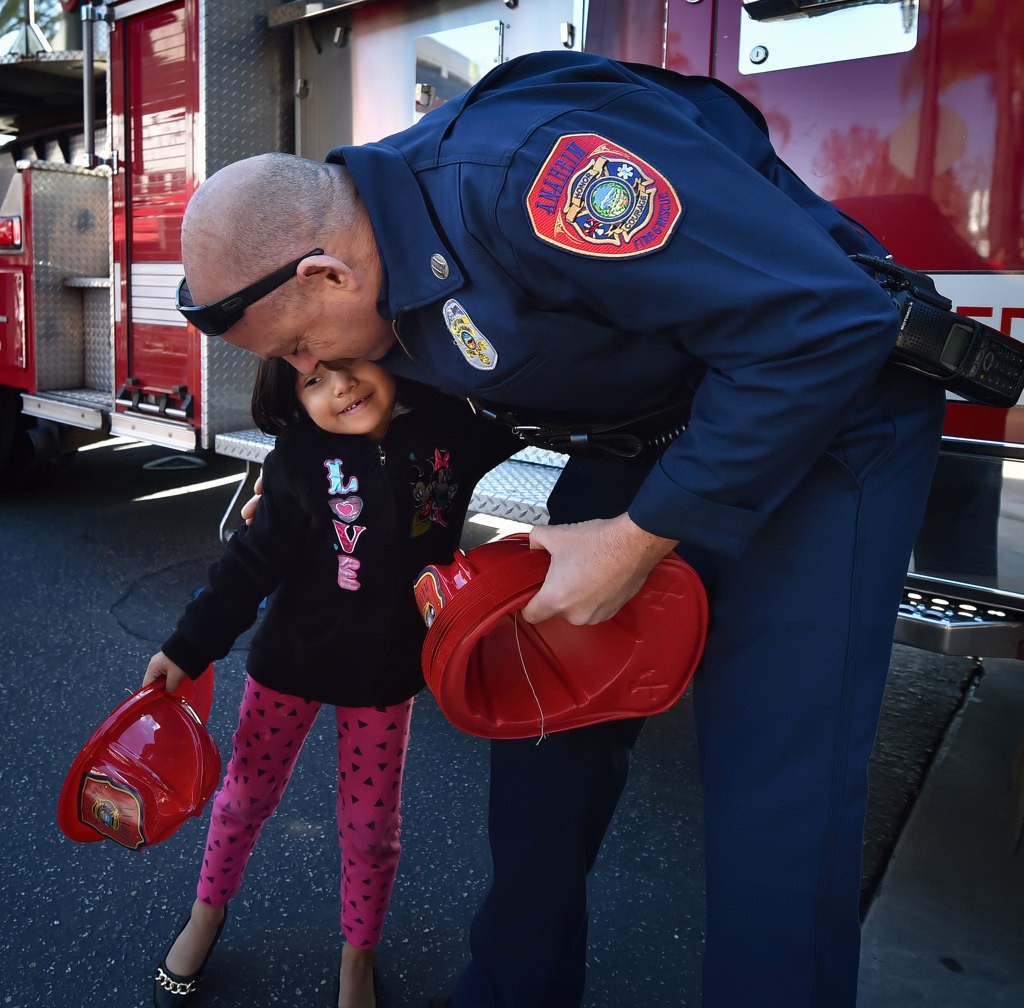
top-left (155, 965), bottom-right (200, 996)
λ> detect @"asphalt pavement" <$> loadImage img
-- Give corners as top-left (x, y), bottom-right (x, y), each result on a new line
top-left (1, 437), bottom-right (1020, 1007)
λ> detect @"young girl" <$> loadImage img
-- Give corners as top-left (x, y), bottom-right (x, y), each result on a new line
top-left (145, 357), bottom-right (516, 1008)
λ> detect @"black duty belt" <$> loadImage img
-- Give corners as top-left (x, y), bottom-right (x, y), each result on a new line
top-left (468, 399), bottom-right (690, 461)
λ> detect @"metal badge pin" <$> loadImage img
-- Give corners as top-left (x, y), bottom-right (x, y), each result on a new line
top-left (430, 253), bottom-right (450, 279)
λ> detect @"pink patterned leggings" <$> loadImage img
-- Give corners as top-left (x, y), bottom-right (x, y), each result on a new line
top-left (196, 675), bottom-right (413, 949)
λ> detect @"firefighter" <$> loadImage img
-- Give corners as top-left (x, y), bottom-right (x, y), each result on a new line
top-left (176, 51), bottom-right (945, 1008)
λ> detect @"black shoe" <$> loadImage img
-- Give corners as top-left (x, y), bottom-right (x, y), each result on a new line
top-left (152, 907), bottom-right (228, 1007)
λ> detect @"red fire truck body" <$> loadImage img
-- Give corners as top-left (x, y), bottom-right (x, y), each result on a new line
top-left (620, 0), bottom-right (1024, 660)
top-left (0, 0), bottom-right (1021, 659)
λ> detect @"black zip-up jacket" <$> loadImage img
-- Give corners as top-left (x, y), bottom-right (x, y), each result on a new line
top-left (161, 379), bottom-right (518, 707)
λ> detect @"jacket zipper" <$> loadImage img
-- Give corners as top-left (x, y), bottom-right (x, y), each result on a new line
top-left (377, 444), bottom-right (386, 466)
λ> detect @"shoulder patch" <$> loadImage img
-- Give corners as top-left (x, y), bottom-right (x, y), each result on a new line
top-left (526, 133), bottom-right (683, 258)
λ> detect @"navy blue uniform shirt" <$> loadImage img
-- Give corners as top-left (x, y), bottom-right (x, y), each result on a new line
top-left (328, 51), bottom-right (905, 556)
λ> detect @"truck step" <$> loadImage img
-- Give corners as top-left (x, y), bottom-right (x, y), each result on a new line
top-left (214, 428), bottom-right (277, 464)
top-left (895, 583), bottom-right (1024, 660)
top-left (470, 455), bottom-right (565, 525)
top-left (21, 388), bottom-right (110, 430)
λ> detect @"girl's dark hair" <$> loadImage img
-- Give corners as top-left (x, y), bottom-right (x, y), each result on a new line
top-left (251, 357), bottom-right (306, 435)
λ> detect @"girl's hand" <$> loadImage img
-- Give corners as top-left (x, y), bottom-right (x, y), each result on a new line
top-left (240, 471), bottom-right (264, 524)
top-left (142, 651), bottom-right (188, 694)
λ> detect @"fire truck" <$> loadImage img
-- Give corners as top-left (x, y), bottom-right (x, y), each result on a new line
top-left (0, 0), bottom-right (1021, 663)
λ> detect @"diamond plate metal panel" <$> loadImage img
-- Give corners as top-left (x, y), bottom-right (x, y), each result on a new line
top-left (82, 288), bottom-right (113, 391)
top-left (214, 427), bottom-right (276, 463)
top-left (469, 458), bottom-right (563, 525)
top-left (468, 490), bottom-right (550, 525)
top-left (26, 163), bottom-right (110, 391)
top-left (196, 0), bottom-right (294, 446)
top-left (40, 387), bottom-right (112, 411)
top-left (200, 0), bottom-right (294, 174)
top-left (511, 446), bottom-right (567, 468)
top-left (200, 338), bottom-right (261, 451)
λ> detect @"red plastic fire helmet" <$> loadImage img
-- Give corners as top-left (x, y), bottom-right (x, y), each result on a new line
top-left (57, 667), bottom-right (220, 850)
top-left (414, 534), bottom-right (708, 739)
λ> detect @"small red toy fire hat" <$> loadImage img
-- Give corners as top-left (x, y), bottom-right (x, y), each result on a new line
top-left (414, 534), bottom-right (708, 739)
top-left (57, 667), bottom-right (220, 850)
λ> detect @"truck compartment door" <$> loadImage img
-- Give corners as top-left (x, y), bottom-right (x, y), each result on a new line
top-left (112, 0), bottom-right (199, 448)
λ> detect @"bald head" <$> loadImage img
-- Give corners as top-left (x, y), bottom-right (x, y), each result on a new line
top-left (181, 153), bottom-right (359, 304)
top-left (178, 152), bottom-right (396, 367)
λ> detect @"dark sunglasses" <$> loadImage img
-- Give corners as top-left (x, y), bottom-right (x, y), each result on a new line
top-left (175, 248), bottom-right (324, 336)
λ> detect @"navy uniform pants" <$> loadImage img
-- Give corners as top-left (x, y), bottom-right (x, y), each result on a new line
top-left (453, 369), bottom-right (945, 1008)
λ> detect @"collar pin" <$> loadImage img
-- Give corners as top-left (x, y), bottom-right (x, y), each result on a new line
top-left (430, 254), bottom-right (450, 280)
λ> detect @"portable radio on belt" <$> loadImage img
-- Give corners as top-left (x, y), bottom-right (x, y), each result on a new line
top-left (852, 254), bottom-right (1024, 408)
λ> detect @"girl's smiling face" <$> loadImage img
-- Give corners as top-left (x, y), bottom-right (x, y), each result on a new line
top-left (296, 359), bottom-right (396, 441)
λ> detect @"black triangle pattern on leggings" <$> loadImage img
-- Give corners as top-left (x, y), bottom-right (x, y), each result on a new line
top-left (198, 690), bottom-right (410, 952)
top-left (339, 700), bottom-right (412, 948)
top-left (193, 689), bottom-right (318, 912)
